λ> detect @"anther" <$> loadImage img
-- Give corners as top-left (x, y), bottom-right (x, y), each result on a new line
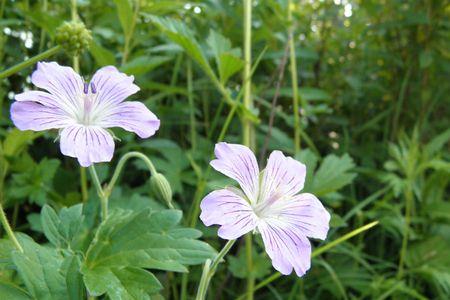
top-left (90, 82), bottom-right (97, 94)
top-left (83, 82), bottom-right (89, 94)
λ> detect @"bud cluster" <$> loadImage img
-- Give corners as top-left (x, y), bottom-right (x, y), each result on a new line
top-left (55, 21), bottom-right (92, 55)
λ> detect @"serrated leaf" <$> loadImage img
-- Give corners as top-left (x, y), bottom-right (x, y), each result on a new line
top-left (310, 154), bottom-right (356, 196)
top-left (83, 266), bottom-right (162, 300)
top-left (61, 255), bottom-right (85, 300)
top-left (11, 234), bottom-right (69, 300)
top-left (41, 204), bottom-right (84, 249)
top-left (81, 209), bottom-right (214, 298)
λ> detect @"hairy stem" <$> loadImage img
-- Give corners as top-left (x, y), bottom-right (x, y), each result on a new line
top-left (0, 202), bottom-right (23, 252)
top-left (195, 240), bottom-right (236, 300)
top-left (88, 165), bottom-right (108, 221)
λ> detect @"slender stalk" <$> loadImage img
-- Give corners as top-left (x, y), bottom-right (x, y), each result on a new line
top-left (80, 168), bottom-right (88, 202)
top-left (288, 0), bottom-right (302, 153)
top-left (88, 165), bottom-right (108, 221)
top-left (242, 0), bottom-right (253, 148)
top-left (242, 1), bottom-right (254, 298)
top-left (121, 0), bottom-right (140, 65)
top-left (0, 45), bottom-right (61, 79)
top-left (236, 221), bottom-right (379, 299)
top-left (106, 151), bottom-right (157, 196)
top-left (195, 240), bottom-right (236, 300)
top-left (0, 202), bottom-right (23, 252)
top-left (397, 185), bottom-right (413, 279)
top-left (187, 59), bottom-right (197, 150)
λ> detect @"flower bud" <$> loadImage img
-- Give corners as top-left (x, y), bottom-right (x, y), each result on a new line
top-left (55, 21), bottom-right (92, 55)
top-left (150, 173), bottom-right (173, 208)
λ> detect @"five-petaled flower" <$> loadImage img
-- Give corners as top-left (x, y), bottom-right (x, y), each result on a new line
top-left (10, 62), bottom-right (160, 167)
top-left (200, 142), bottom-right (330, 277)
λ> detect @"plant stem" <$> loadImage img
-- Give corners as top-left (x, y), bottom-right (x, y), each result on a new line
top-left (0, 202), bottom-right (23, 252)
top-left (242, 1), bottom-right (254, 298)
top-left (242, 0), bottom-right (253, 149)
top-left (106, 151), bottom-right (157, 196)
top-left (0, 45), bottom-right (61, 79)
top-left (88, 165), bottom-right (108, 221)
top-left (236, 221), bottom-right (379, 299)
top-left (397, 185), bottom-right (413, 279)
top-left (121, 0), bottom-right (140, 65)
top-left (195, 240), bottom-right (236, 300)
top-left (288, 0), bottom-right (302, 153)
top-left (187, 59), bottom-right (197, 151)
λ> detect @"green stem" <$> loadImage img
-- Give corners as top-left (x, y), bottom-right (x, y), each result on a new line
top-left (80, 167), bottom-right (88, 202)
top-left (242, 1), bottom-right (254, 298)
top-left (288, 0), bottom-right (302, 153)
top-left (0, 45), bottom-right (61, 79)
top-left (242, 0), bottom-right (253, 148)
top-left (106, 151), bottom-right (157, 196)
top-left (187, 59), bottom-right (197, 150)
top-left (195, 240), bottom-right (236, 300)
top-left (88, 165), bottom-right (108, 221)
top-left (0, 202), bottom-right (23, 252)
top-left (236, 221), bottom-right (379, 299)
top-left (397, 185), bottom-right (413, 279)
top-left (121, 0), bottom-right (140, 65)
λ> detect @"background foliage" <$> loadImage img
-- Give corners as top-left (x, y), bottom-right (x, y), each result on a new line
top-left (0, 0), bottom-right (449, 299)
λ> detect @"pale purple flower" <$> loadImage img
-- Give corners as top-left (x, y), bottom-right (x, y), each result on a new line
top-left (10, 62), bottom-right (160, 167)
top-left (200, 142), bottom-right (330, 277)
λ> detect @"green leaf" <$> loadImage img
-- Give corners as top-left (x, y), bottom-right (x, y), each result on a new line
top-left (150, 16), bottom-right (212, 76)
top-left (309, 154), bottom-right (356, 196)
top-left (424, 128), bottom-right (450, 157)
top-left (40, 204), bottom-right (84, 249)
top-left (89, 40), bottom-right (116, 66)
top-left (83, 267), bottom-right (162, 300)
top-left (3, 129), bottom-right (40, 157)
top-left (206, 30), bottom-right (243, 84)
top-left (0, 281), bottom-right (31, 300)
top-left (11, 234), bottom-right (69, 300)
top-left (62, 255), bottom-right (85, 300)
top-left (113, 0), bottom-right (134, 38)
top-left (120, 55), bottom-right (172, 76)
top-left (81, 209), bottom-right (215, 298)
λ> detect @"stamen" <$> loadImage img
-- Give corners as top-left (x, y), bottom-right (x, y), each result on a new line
top-left (83, 82), bottom-right (89, 94)
top-left (90, 82), bottom-right (97, 94)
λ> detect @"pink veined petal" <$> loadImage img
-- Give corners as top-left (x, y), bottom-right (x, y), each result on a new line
top-left (15, 91), bottom-right (63, 108)
top-left (258, 219), bottom-right (312, 277)
top-left (200, 188), bottom-right (258, 240)
top-left (90, 66), bottom-right (140, 109)
top-left (31, 62), bottom-right (83, 115)
top-left (10, 101), bottom-right (75, 131)
top-left (210, 143), bottom-right (260, 203)
top-left (59, 125), bottom-right (115, 167)
top-left (259, 150), bottom-right (306, 203)
top-left (97, 101), bottom-right (160, 138)
top-left (267, 193), bottom-right (330, 240)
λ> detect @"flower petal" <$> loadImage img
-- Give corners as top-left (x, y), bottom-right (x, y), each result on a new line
top-left (268, 193), bottom-right (330, 240)
top-left (258, 219), bottom-right (312, 277)
top-left (60, 125), bottom-right (114, 167)
top-left (210, 143), bottom-right (260, 203)
top-left (10, 101), bottom-right (74, 131)
top-left (15, 91), bottom-right (62, 108)
top-left (200, 188), bottom-right (258, 240)
top-left (260, 150), bottom-right (306, 203)
top-left (31, 62), bottom-right (83, 115)
top-left (98, 101), bottom-right (160, 138)
top-left (90, 66), bottom-right (139, 107)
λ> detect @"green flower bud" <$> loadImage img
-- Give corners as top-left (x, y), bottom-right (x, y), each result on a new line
top-left (55, 21), bottom-right (92, 56)
top-left (150, 173), bottom-right (173, 208)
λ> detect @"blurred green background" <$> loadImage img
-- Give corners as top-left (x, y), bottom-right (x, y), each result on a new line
top-left (0, 0), bottom-right (449, 299)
